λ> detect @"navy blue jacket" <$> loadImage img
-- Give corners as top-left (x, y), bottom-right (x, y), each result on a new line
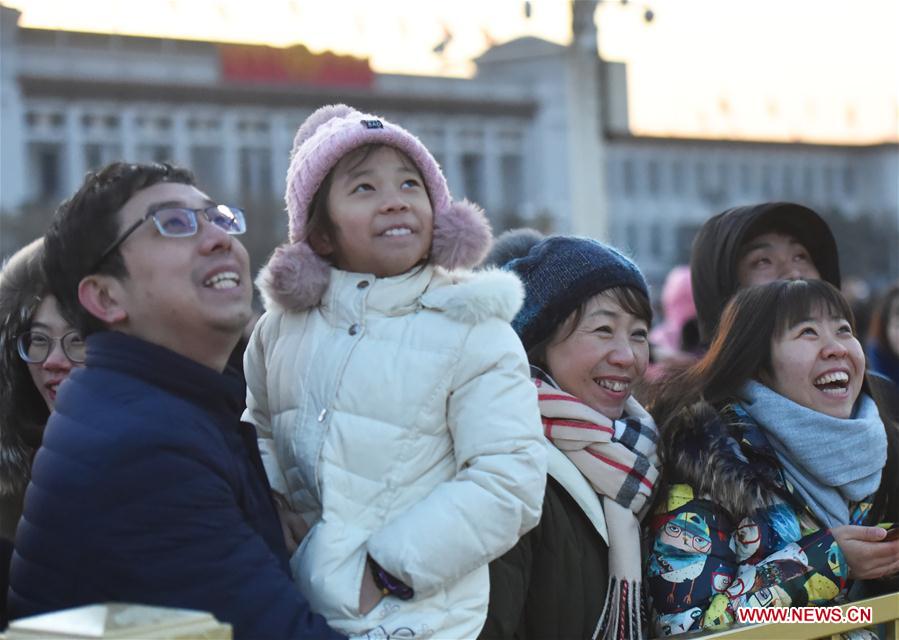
top-left (8, 332), bottom-right (341, 640)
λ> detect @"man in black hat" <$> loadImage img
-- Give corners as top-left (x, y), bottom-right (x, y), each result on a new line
top-left (690, 198), bottom-right (899, 472)
top-left (690, 202), bottom-right (841, 345)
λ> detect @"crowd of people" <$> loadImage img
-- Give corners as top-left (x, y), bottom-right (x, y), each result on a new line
top-left (0, 103), bottom-right (897, 639)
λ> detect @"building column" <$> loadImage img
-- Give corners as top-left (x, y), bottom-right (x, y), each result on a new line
top-left (482, 124), bottom-right (501, 224)
top-left (221, 112), bottom-right (240, 203)
top-left (565, 0), bottom-right (608, 241)
top-left (269, 111), bottom-right (289, 201)
top-left (171, 108), bottom-right (190, 167)
top-left (120, 106), bottom-right (137, 161)
top-left (0, 6), bottom-right (26, 211)
top-left (442, 124), bottom-right (461, 196)
top-left (63, 104), bottom-right (85, 196)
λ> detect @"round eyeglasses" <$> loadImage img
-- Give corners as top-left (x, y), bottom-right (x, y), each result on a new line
top-left (17, 330), bottom-right (87, 364)
top-left (90, 205), bottom-right (247, 273)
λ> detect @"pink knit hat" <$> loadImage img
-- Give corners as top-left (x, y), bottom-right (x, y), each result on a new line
top-left (257, 104), bottom-right (493, 311)
top-left (649, 265), bottom-right (696, 352)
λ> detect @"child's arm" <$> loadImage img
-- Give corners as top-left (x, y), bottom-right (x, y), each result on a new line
top-left (366, 319), bottom-right (547, 597)
top-left (242, 311), bottom-right (289, 498)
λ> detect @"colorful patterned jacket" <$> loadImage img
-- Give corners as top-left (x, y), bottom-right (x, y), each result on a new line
top-left (646, 401), bottom-right (873, 636)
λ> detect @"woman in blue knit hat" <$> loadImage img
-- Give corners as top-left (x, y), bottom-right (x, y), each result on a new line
top-left (481, 235), bottom-right (660, 640)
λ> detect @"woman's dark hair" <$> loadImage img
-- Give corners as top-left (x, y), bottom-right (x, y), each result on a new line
top-left (0, 238), bottom-right (51, 497)
top-left (868, 281), bottom-right (899, 358)
top-left (650, 278), bottom-right (899, 522)
top-left (527, 285), bottom-right (652, 371)
top-left (652, 279), bottom-right (854, 416)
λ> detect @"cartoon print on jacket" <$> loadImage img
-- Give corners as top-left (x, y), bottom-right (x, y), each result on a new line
top-left (648, 402), bottom-right (868, 635)
top-left (647, 511), bottom-right (717, 607)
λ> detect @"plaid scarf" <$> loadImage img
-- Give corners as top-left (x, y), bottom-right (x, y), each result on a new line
top-left (536, 377), bottom-right (659, 640)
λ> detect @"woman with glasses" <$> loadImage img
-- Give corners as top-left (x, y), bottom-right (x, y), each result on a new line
top-left (0, 238), bottom-right (85, 627)
top-left (646, 280), bottom-right (899, 636)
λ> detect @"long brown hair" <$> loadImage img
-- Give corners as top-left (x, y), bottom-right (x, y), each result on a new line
top-left (650, 279), bottom-right (899, 521)
top-left (868, 281), bottom-right (899, 359)
top-left (0, 239), bottom-right (52, 496)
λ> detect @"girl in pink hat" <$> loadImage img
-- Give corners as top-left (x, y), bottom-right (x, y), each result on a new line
top-left (243, 104), bottom-right (547, 638)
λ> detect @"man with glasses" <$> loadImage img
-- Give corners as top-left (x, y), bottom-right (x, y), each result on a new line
top-left (8, 162), bottom-right (341, 639)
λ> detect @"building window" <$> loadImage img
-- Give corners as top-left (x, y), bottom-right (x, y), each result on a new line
top-left (625, 222), bottom-right (639, 256)
top-left (671, 161), bottom-right (685, 195)
top-left (823, 166), bottom-right (835, 200)
top-left (649, 222), bottom-right (663, 256)
top-left (761, 165), bottom-right (775, 197)
top-left (85, 144), bottom-right (103, 171)
top-left (191, 146), bottom-right (223, 196)
top-left (782, 165), bottom-right (795, 198)
top-left (843, 165), bottom-right (856, 197)
top-left (138, 145), bottom-right (172, 164)
top-left (802, 165), bottom-right (816, 198)
top-left (647, 160), bottom-right (661, 196)
top-left (716, 163), bottom-right (730, 195)
top-left (84, 143), bottom-right (122, 171)
top-left (695, 161), bottom-right (707, 194)
top-left (739, 163), bottom-right (752, 195)
top-left (500, 154), bottom-right (524, 216)
top-left (461, 153), bottom-right (484, 204)
top-left (239, 147), bottom-right (273, 200)
top-left (676, 223), bottom-right (702, 263)
top-left (31, 143), bottom-right (63, 201)
top-left (622, 159), bottom-right (636, 197)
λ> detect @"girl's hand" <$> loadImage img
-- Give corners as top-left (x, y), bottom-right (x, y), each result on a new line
top-left (272, 492), bottom-right (308, 555)
top-left (832, 525), bottom-right (899, 579)
top-left (359, 562), bottom-right (384, 615)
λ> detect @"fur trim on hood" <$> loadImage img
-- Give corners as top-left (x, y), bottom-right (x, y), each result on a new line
top-left (661, 401), bottom-right (786, 519)
top-left (420, 268), bottom-right (524, 325)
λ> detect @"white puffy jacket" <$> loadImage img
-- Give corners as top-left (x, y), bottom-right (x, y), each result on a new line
top-left (243, 265), bottom-right (547, 639)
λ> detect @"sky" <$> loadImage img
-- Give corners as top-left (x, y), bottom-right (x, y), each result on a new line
top-left (5, 0), bottom-right (898, 144)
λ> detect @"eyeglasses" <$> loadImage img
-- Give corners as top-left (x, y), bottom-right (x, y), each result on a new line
top-left (17, 330), bottom-right (87, 364)
top-left (90, 205), bottom-right (247, 272)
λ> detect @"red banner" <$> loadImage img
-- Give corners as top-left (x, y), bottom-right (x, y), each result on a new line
top-left (219, 44), bottom-right (373, 88)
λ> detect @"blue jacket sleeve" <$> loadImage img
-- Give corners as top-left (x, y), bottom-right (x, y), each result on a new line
top-left (106, 438), bottom-right (344, 640)
top-left (11, 413), bottom-right (344, 640)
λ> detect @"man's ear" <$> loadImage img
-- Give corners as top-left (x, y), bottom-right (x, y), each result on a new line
top-left (78, 275), bottom-right (127, 325)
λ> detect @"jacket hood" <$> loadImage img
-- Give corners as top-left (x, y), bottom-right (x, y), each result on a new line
top-left (691, 202), bottom-right (841, 344)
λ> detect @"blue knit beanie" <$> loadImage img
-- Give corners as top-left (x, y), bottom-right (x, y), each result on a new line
top-left (503, 236), bottom-right (649, 351)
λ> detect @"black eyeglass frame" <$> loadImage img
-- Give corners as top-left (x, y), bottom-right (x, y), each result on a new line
top-left (17, 330), bottom-right (87, 364)
top-left (89, 205), bottom-right (247, 273)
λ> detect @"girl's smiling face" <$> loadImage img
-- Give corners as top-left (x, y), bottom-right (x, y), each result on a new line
top-left (544, 291), bottom-right (649, 419)
top-left (764, 306), bottom-right (865, 418)
top-left (317, 146), bottom-right (433, 277)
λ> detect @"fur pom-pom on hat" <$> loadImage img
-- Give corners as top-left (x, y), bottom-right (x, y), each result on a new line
top-left (431, 200), bottom-right (493, 271)
top-left (259, 103), bottom-right (493, 311)
top-left (256, 242), bottom-right (331, 313)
